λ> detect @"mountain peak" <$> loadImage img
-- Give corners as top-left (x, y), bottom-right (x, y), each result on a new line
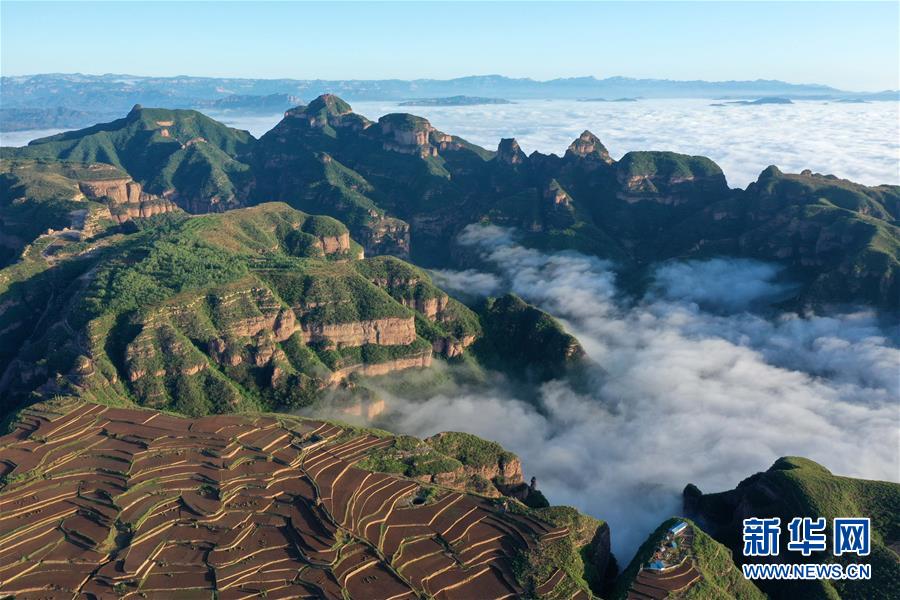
top-left (496, 138), bottom-right (526, 165)
top-left (282, 94), bottom-right (363, 131)
top-left (565, 130), bottom-right (613, 163)
top-left (306, 93), bottom-right (353, 116)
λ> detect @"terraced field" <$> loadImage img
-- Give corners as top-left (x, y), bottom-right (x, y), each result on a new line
top-left (0, 399), bottom-right (590, 599)
top-left (626, 528), bottom-right (700, 600)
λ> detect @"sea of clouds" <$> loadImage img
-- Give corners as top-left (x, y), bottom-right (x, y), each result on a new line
top-left (4, 99), bottom-right (896, 189)
top-left (310, 225), bottom-right (899, 562)
top-left (354, 99), bottom-right (900, 189)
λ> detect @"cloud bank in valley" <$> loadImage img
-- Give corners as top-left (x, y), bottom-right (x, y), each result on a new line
top-left (5, 100), bottom-right (897, 189)
top-left (331, 225), bottom-right (899, 561)
top-left (353, 99), bottom-right (900, 189)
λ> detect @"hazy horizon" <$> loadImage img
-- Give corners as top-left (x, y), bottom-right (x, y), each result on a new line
top-left (3, 71), bottom-right (894, 92)
top-left (2, 1), bottom-right (898, 92)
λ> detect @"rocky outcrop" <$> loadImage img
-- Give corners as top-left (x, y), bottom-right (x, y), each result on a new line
top-left (566, 130), bottom-right (614, 164)
top-left (317, 231), bottom-right (351, 255)
top-left (430, 130), bottom-right (465, 152)
top-left (615, 152), bottom-right (728, 206)
top-left (327, 350), bottom-right (432, 384)
top-left (299, 316), bottom-right (417, 348)
top-left (400, 294), bottom-right (449, 320)
top-left (283, 94), bottom-right (371, 131)
top-left (432, 335), bottom-right (476, 358)
top-left (496, 138), bottom-right (527, 165)
top-left (378, 114), bottom-right (439, 157)
top-left (360, 215), bottom-right (410, 257)
top-left (78, 177), bottom-right (178, 223)
top-left (544, 179), bottom-right (572, 207)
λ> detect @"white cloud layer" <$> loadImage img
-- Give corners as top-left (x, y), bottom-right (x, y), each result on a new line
top-left (354, 99), bottom-right (900, 188)
top-left (310, 225), bottom-right (900, 562)
top-left (5, 100), bottom-right (897, 189)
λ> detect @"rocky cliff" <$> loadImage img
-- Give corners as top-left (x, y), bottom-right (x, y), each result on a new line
top-left (77, 175), bottom-right (178, 223)
top-left (0, 204), bottom-right (480, 415)
top-left (566, 130), bottom-right (614, 164)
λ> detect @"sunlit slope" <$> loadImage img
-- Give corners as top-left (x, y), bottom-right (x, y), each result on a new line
top-left (685, 457), bottom-right (900, 599)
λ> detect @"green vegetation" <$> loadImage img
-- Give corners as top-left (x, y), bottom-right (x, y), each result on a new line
top-left (356, 439), bottom-right (464, 479)
top-left (688, 457), bottom-right (900, 600)
top-left (0, 203), bottom-right (479, 417)
top-left (0, 158), bottom-right (123, 265)
top-left (5, 94), bottom-right (897, 307)
top-left (3, 106), bottom-right (254, 211)
top-left (424, 431), bottom-right (517, 470)
top-left (613, 518), bottom-right (764, 600)
top-left (474, 294), bottom-right (584, 381)
top-left (510, 503), bottom-right (606, 598)
top-left (618, 151), bottom-right (724, 181)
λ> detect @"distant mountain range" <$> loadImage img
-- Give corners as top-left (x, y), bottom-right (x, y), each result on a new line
top-left (2, 73), bottom-right (897, 116)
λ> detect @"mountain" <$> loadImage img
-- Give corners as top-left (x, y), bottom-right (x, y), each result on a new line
top-left (0, 396), bottom-right (606, 598)
top-left (0, 203), bottom-right (492, 415)
top-left (0, 106), bottom-right (117, 133)
top-left (199, 92), bottom-right (305, 113)
top-left (0, 158), bottom-right (179, 265)
top-left (2, 105), bottom-right (255, 213)
top-left (0, 96), bottom-right (898, 599)
top-left (684, 457), bottom-right (900, 599)
top-left (245, 96), bottom-right (898, 307)
top-left (4, 95), bottom-right (898, 308)
top-left (614, 518), bottom-right (764, 599)
top-left (474, 294), bottom-right (586, 382)
top-left (5, 74), bottom-right (891, 115)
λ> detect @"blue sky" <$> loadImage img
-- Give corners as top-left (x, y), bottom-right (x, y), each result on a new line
top-left (1, 1), bottom-right (898, 91)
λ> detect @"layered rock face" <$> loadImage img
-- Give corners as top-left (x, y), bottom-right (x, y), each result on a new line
top-left (7, 95), bottom-right (898, 306)
top-left (0, 204), bottom-right (481, 414)
top-left (300, 316), bottom-right (417, 347)
top-left (359, 215), bottom-right (411, 257)
top-left (378, 114), bottom-right (439, 157)
top-left (7, 105), bottom-right (255, 214)
top-left (327, 351), bottom-right (433, 384)
top-left (78, 176), bottom-right (178, 223)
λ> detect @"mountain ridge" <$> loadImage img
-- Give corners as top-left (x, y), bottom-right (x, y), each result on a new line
top-left (3, 73), bottom-right (897, 118)
top-left (4, 95), bottom-right (898, 308)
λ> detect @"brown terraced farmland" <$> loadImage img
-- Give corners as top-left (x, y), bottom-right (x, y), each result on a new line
top-left (626, 526), bottom-right (701, 600)
top-left (0, 399), bottom-right (587, 599)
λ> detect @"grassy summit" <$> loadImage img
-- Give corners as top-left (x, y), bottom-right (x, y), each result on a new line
top-left (685, 457), bottom-right (900, 599)
top-left (3, 106), bottom-right (254, 212)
